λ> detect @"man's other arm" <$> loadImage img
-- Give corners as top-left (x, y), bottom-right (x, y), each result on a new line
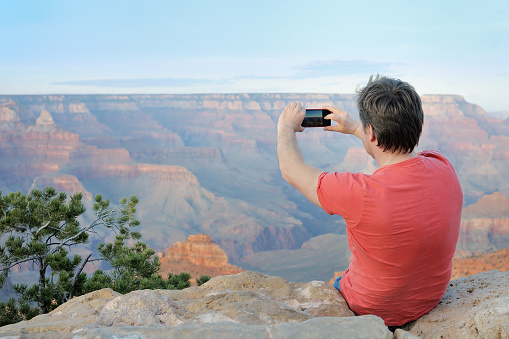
top-left (277, 102), bottom-right (323, 208)
top-left (277, 103), bottom-right (363, 208)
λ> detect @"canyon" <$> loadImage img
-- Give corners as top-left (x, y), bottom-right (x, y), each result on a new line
top-left (0, 93), bottom-right (508, 281)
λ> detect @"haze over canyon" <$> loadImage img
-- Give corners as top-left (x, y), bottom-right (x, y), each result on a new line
top-left (0, 93), bottom-right (508, 282)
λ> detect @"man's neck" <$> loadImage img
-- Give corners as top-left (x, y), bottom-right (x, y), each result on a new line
top-left (375, 150), bottom-right (417, 168)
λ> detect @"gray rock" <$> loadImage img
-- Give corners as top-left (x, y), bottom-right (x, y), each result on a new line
top-left (0, 271), bottom-right (355, 338)
top-left (404, 270), bottom-right (509, 338)
top-left (269, 316), bottom-right (393, 339)
top-left (393, 328), bottom-right (421, 339)
top-left (94, 271), bottom-right (354, 330)
top-left (82, 316), bottom-right (392, 339)
top-left (0, 288), bottom-right (120, 337)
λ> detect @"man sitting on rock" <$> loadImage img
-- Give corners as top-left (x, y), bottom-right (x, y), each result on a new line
top-left (276, 75), bottom-right (463, 327)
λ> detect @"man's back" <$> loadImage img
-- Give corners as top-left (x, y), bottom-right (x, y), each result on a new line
top-left (317, 150), bottom-right (463, 326)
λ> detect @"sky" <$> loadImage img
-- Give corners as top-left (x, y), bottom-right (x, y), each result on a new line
top-left (1, 0), bottom-right (508, 112)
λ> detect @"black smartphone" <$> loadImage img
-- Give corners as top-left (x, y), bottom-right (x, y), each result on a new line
top-left (302, 109), bottom-right (332, 127)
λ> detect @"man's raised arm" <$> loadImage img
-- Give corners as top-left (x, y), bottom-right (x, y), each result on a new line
top-left (276, 102), bottom-right (323, 207)
top-left (277, 103), bottom-right (362, 208)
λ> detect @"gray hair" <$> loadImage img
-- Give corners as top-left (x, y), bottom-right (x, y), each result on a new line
top-left (357, 75), bottom-right (423, 154)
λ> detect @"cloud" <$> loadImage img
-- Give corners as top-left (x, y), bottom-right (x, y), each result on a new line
top-left (52, 78), bottom-right (225, 88)
top-left (292, 60), bottom-right (400, 78)
top-left (51, 60), bottom-right (402, 89)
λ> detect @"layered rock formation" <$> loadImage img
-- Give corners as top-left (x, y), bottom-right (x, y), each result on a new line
top-left (457, 192), bottom-right (509, 256)
top-left (0, 94), bottom-right (508, 280)
top-left (159, 234), bottom-right (243, 279)
top-left (0, 270), bottom-right (507, 338)
top-left (30, 174), bottom-right (93, 200)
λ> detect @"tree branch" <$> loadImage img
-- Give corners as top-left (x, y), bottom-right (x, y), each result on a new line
top-left (54, 209), bottom-right (124, 253)
top-left (35, 220), bottom-right (51, 235)
top-left (70, 253), bottom-right (92, 299)
top-left (0, 255), bottom-right (43, 271)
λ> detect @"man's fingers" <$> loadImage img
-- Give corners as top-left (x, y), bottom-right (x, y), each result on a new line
top-left (323, 125), bottom-right (340, 132)
top-left (324, 113), bottom-right (338, 121)
top-left (323, 105), bottom-right (343, 114)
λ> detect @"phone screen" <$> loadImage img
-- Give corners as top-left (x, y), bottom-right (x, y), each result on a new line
top-left (302, 109), bottom-right (331, 127)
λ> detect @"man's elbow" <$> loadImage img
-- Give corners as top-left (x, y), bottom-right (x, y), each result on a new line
top-left (279, 165), bottom-right (294, 185)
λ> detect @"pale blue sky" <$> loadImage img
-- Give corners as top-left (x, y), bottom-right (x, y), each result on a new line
top-left (1, 0), bottom-right (508, 111)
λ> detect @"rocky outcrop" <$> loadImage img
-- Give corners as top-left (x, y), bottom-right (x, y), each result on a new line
top-left (159, 234), bottom-right (243, 279)
top-left (0, 270), bottom-right (507, 338)
top-left (0, 271), bottom-right (385, 338)
top-left (403, 270), bottom-right (509, 338)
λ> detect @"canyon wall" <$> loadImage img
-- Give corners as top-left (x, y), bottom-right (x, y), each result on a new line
top-left (0, 94), bottom-right (507, 280)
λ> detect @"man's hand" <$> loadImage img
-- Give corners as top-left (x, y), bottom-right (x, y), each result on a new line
top-left (323, 105), bottom-right (362, 139)
top-left (278, 102), bottom-right (305, 133)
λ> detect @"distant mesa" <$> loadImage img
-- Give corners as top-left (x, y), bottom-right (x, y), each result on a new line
top-left (159, 234), bottom-right (243, 281)
top-left (36, 109), bottom-right (55, 126)
top-left (0, 107), bottom-right (20, 122)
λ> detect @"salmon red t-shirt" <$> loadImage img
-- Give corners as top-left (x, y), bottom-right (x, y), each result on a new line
top-left (317, 150), bottom-right (462, 326)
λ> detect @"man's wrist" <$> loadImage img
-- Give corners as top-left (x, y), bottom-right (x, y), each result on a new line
top-left (277, 123), bottom-right (297, 135)
top-left (351, 123), bottom-right (362, 139)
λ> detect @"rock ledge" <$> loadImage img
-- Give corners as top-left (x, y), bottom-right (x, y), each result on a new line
top-left (0, 270), bottom-right (507, 339)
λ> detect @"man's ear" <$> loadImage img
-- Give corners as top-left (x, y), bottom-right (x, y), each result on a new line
top-left (366, 124), bottom-right (376, 142)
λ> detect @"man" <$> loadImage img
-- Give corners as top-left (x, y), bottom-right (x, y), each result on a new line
top-left (276, 75), bottom-right (462, 327)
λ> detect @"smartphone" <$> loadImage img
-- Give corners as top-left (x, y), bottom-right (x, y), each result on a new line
top-left (302, 109), bottom-right (332, 127)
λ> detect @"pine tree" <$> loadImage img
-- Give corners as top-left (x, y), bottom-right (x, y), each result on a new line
top-left (93, 229), bottom-right (161, 294)
top-left (0, 187), bottom-right (140, 315)
top-left (196, 275), bottom-right (211, 286)
top-left (0, 186), bottom-right (213, 325)
top-left (87, 231), bottom-right (198, 293)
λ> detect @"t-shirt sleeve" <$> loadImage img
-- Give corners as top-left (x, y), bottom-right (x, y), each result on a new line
top-left (317, 172), bottom-right (365, 225)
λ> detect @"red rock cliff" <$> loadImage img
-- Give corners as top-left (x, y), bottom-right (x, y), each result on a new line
top-left (159, 234), bottom-right (243, 280)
